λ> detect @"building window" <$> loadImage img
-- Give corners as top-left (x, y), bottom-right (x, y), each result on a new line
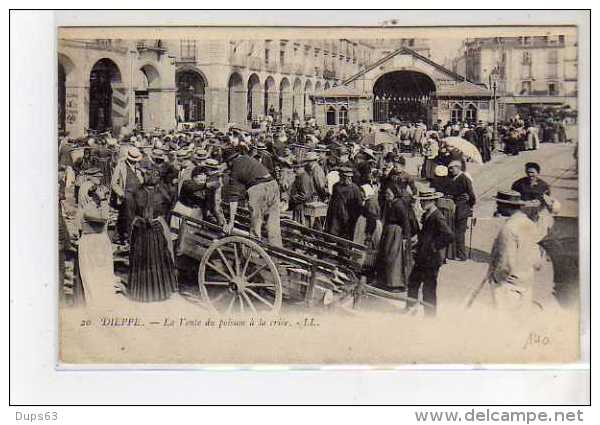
top-left (338, 106), bottom-right (348, 125)
top-left (451, 104), bottom-right (463, 123)
top-left (465, 104), bottom-right (477, 123)
top-left (326, 106), bottom-right (336, 125)
top-left (280, 50), bottom-right (285, 66)
top-left (265, 48), bottom-right (270, 64)
top-left (521, 81), bottom-right (532, 95)
top-left (548, 83), bottom-right (558, 95)
top-left (180, 40), bottom-right (196, 61)
top-left (559, 35), bottom-right (565, 44)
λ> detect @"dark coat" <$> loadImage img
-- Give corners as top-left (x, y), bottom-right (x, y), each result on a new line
top-left (325, 181), bottom-right (363, 240)
top-left (413, 207), bottom-right (454, 269)
top-left (444, 173), bottom-right (476, 220)
top-left (511, 177), bottom-right (551, 202)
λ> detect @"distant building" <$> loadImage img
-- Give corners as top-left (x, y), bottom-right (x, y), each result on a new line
top-left (457, 34), bottom-right (578, 119)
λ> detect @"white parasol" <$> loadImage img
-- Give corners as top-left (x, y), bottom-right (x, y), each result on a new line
top-left (443, 136), bottom-right (483, 164)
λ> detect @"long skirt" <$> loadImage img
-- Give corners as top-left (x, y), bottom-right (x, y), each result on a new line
top-left (353, 215), bottom-right (383, 272)
top-left (437, 197), bottom-right (457, 260)
top-left (78, 231), bottom-right (117, 308)
top-left (128, 217), bottom-right (178, 302)
top-left (423, 158), bottom-right (437, 179)
top-left (376, 224), bottom-right (412, 289)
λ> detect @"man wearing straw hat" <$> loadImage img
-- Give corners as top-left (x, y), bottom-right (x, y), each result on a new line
top-left (465, 190), bottom-right (555, 312)
top-left (111, 146), bottom-right (144, 245)
top-left (405, 188), bottom-right (454, 317)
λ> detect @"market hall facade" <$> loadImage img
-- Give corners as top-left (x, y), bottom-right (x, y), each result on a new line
top-left (58, 39), bottom-right (493, 138)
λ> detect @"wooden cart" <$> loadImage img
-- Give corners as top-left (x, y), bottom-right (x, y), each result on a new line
top-left (171, 206), bottom-right (422, 315)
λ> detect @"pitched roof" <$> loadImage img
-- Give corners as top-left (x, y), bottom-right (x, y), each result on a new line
top-left (312, 85), bottom-right (370, 98)
top-left (436, 81), bottom-right (492, 98)
top-left (343, 46), bottom-right (474, 86)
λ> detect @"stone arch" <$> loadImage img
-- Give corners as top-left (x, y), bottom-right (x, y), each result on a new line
top-left (304, 80), bottom-right (313, 119)
top-left (372, 70), bottom-right (436, 124)
top-left (247, 73), bottom-right (262, 121)
top-left (176, 68), bottom-right (207, 123)
top-left (264, 76), bottom-right (277, 116)
top-left (228, 71), bottom-right (245, 124)
top-left (139, 63), bottom-right (161, 89)
top-left (279, 77), bottom-right (292, 122)
top-left (88, 58), bottom-right (124, 133)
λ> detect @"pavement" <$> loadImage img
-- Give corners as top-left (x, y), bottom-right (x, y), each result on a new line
top-left (431, 143), bottom-right (579, 315)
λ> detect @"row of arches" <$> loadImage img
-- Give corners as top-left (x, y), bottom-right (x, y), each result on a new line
top-left (58, 52), bottom-right (336, 133)
top-left (230, 72), bottom-right (331, 124)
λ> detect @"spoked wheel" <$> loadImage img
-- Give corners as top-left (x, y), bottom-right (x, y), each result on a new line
top-left (198, 236), bottom-right (282, 315)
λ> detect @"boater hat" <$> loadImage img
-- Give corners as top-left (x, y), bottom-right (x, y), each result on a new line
top-left (126, 147), bottom-right (143, 162)
top-left (493, 190), bottom-right (525, 206)
top-left (304, 151), bottom-right (319, 162)
top-left (434, 165), bottom-right (448, 177)
top-left (415, 188), bottom-right (443, 200)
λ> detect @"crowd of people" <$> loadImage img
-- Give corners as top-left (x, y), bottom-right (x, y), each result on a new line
top-left (58, 113), bottom-right (564, 315)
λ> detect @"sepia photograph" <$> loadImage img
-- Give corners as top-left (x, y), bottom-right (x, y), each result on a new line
top-left (55, 22), bottom-right (584, 365)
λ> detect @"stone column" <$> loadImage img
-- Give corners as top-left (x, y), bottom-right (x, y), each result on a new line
top-left (207, 87), bottom-right (229, 130)
top-left (146, 88), bottom-right (177, 130)
top-left (281, 91), bottom-right (293, 122)
top-left (64, 84), bottom-right (87, 138)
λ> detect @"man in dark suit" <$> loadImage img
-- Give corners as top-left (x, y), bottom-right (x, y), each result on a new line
top-left (405, 188), bottom-right (454, 317)
top-left (444, 160), bottom-right (476, 261)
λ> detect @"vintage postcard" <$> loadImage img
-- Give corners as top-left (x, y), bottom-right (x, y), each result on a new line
top-left (57, 22), bottom-right (584, 365)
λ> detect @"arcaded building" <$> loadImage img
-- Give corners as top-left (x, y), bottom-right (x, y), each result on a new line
top-left (58, 37), bottom-right (379, 137)
top-left (57, 37), bottom-right (493, 137)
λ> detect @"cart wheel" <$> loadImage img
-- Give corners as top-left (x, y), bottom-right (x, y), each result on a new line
top-left (198, 236), bottom-right (282, 315)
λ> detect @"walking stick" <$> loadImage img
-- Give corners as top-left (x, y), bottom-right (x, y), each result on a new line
top-left (468, 217), bottom-right (476, 259)
top-left (464, 273), bottom-right (490, 310)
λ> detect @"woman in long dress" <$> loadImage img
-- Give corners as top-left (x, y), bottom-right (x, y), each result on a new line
top-left (353, 183), bottom-right (383, 273)
top-left (76, 179), bottom-right (118, 308)
top-left (375, 188), bottom-right (414, 291)
top-left (127, 166), bottom-right (178, 302)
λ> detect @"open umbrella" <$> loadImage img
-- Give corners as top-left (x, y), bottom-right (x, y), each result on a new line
top-left (443, 136), bottom-right (483, 164)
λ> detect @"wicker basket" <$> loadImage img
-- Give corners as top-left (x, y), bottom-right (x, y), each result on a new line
top-left (303, 201), bottom-right (328, 218)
